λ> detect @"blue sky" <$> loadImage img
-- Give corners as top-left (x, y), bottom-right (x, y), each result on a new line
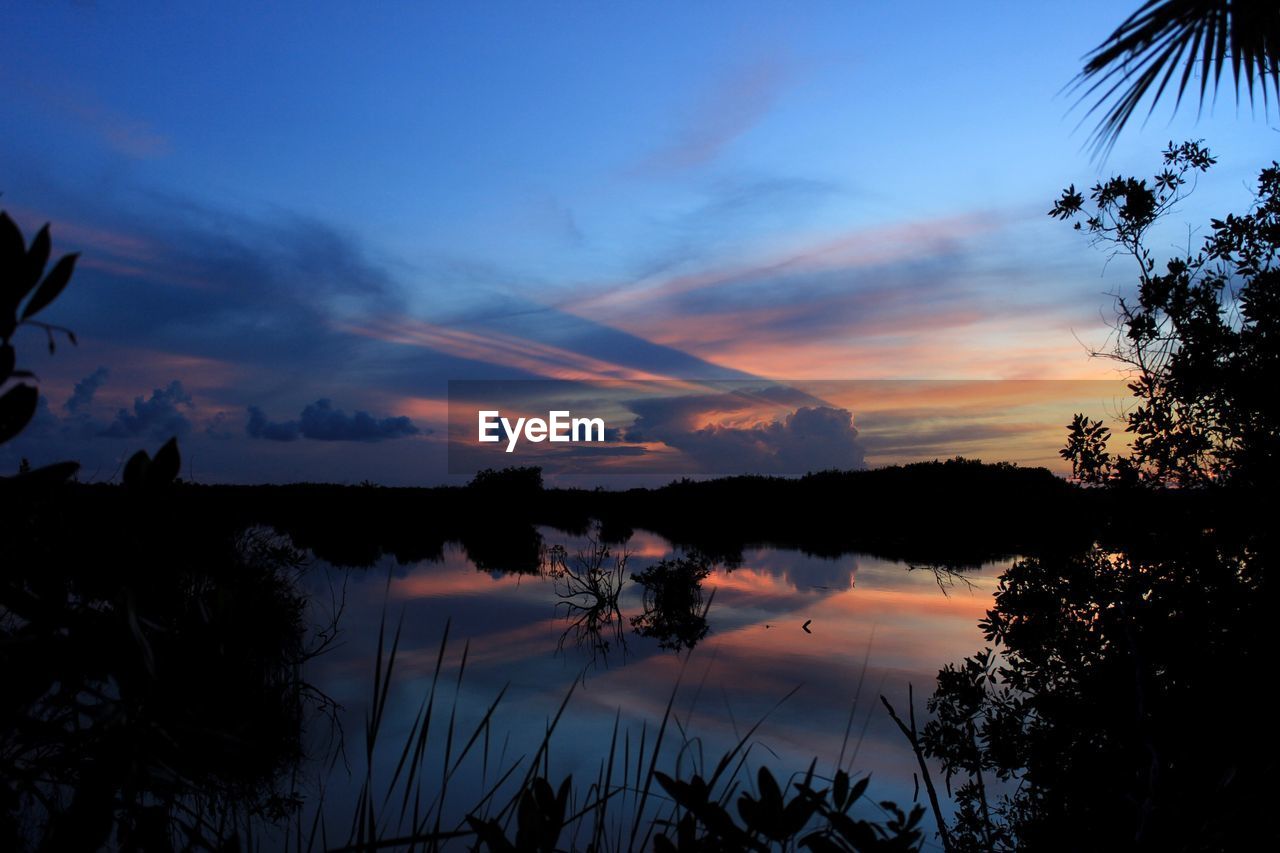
top-left (2, 1), bottom-right (1276, 483)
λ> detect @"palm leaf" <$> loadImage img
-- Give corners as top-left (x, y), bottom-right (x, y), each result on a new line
top-left (1073, 0), bottom-right (1280, 155)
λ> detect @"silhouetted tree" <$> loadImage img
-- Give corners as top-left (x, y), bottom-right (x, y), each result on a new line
top-left (1052, 140), bottom-right (1280, 487)
top-left (913, 141), bottom-right (1280, 850)
top-left (630, 553), bottom-right (714, 652)
top-left (920, 538), bottom-right (1273, 851)
top-left (547, 537), bottom-right (630, 674)
top-left (469, 465), bottom-right (544, 494)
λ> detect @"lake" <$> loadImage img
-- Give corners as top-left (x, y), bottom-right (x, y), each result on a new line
top-left (298, 526), bottom-right (1007, 848)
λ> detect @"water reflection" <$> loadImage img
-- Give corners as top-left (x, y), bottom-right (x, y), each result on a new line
top-left (629, 553), bottom-right (714, 651)
top-left (6, 476), bottom-right (1261, 848)
top-left (302, 527), bottom-right (1005, 832)
top-left (546, 539), bottom-right (630, 673)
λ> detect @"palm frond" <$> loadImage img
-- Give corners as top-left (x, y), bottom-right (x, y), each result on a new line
top-left (1073, 0), bottom-right (1280, 156)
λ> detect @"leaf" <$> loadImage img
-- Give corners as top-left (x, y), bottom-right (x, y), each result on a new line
top-left (554, 774), bottom-right (572, 827)
top-left (20, 252), bottom-right (78, 320)
top-left (0, 382), bottom-right (38, 444)
top-left (653, 835), bottom-right (678, 853)
top-left (847, 776), bottom-right (869, 808)
top-left (757, 766), bottom-right (783, 810)
top-left (800, 833), bottom-right (845, 853)
top-left (149, 436), bottom-right (182, 486)
top-left (0, 211), bottom-right (24, 266)
top-left (781, 795), bottom-right (818, 836)
top-left (828, 811), bottom-right (876, 848)
top-left (122, 448), bottom-right (151, 487)
top-left (466, 816), bottom-right (515, 853)
top-left (23, 224), bottom-right (51, 299)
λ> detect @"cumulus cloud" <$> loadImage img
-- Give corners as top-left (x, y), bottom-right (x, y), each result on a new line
top-left (246, 399), bottom-right (420, 443)
top-left (65, 367), bottom-right (109, 414)
top-left (625, 389), bottom-right (865, 474)
top-left (203, 410), bottom-right (239, 440)
top-left (98, 381), bottom-right (194, 440)
top-left (1, 372), bottom-right (197, 474)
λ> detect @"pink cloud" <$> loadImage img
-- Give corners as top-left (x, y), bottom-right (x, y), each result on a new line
top-left (341, 315), bottom-right (676, 381)
top-left (2, 73), bottom-right (170, 159)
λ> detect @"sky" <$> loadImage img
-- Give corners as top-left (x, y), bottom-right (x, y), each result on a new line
top-left (2, 1), bottom-right (1276, 484)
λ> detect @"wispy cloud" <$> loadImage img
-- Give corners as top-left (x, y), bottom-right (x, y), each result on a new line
top-left (561, 211), bottom-right (1108, 379)
top-left (2, 73), bottom-right (170, 159)
top-left (344, 315), bottom-right (693, 382)
top-left (633, 55), bottom-right (794, 174)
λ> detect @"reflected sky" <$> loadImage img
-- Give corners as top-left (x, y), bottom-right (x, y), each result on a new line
top-left (300, 527), bottom-right (1004, 841)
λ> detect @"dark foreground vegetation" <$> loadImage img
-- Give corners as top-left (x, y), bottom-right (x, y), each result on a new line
top-left (8, 454), bottom-right (1272, 852)
top-left (6, 1), bottom-right (1280, 839)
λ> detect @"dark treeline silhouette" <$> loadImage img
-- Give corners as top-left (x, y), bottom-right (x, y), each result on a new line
top-left (14, 456), bottom-right (1223, 579)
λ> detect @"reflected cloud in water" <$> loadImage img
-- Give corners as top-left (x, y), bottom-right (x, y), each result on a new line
top-left (300, 526), bottom-right (1006, 815)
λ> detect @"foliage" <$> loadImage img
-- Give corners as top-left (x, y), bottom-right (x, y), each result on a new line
top-left (919, 536), bottom-right (1274, 851)
top-left (0, 211), bottom-right (79, 449)
top-left (470, 466), bottom-right (545, 494)
top-left (630, 553), bottom-right (714, 652)
top-left (1, 209), bottom-right (329, 849)
top-left (1052, 140), bottom-right (1280, 486)
top-left (1074, 0), bottom-right (1280, 155)
top-left (650, 764), bottom-right (923, 853)
top-left (334, 616), bottom-right (925, 853)
top-left (1, 458), bottom-right (325, 850)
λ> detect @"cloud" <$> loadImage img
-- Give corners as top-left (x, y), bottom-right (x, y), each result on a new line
top-left (98, 381), bottom-right (194, 440)
top-left (246, 399), bottom-right (421, 442)
top-left (635, 56), bottom-right (794, 174)
top-left (43, 199), bottom-right (407, 395)
top-left (203, 410), bottom-right (238, 440)
top-left (3, 73), bottom-right (170, 159)
top-left (625, 389), bottom-right (865, 474)
top-left (622, 386), bottom-right (821, 435)
top-left (84, 106), bottom-right (170, 159)
top-left (558, 211), bottom-right (1107, 380)
top-left (65, 367), bottom-right (109, 414)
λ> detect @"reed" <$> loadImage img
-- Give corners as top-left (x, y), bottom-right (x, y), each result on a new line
top-left (283, 608), bottom-right (924, 852)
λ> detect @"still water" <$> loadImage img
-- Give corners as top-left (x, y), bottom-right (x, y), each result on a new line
top-left (297, 526), bottom-right (1006, 845)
